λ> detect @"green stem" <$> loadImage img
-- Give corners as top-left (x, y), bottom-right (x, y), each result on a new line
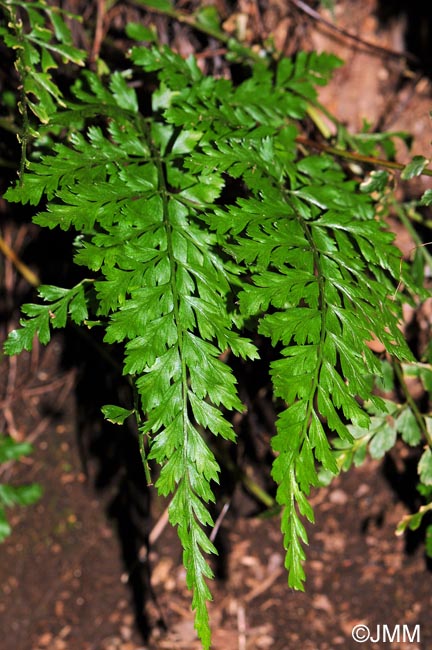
top-left (138, 114), bottom-right (193, 498)
top-left (4, 3), bottom-right (30, 184)
top-left (131, 0), bottom-right (262, 62)
top-left (132, 382), bottom-right (153, 485)
top-left (138, 427), bottom-right (153, 486)
top-left (214, 445), bottom-right (276, 508)
top-left (393, 360), bottom-right (432, 447)
top-left (392, 199), bottom-right (432, 271)
top-left (133, 0), bottom-right (229, 42)
top-left (293, 203), bottom-right (328, 444)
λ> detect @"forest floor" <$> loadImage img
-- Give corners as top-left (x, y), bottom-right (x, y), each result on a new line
top-left (1, 1), bottom-right (432, 649)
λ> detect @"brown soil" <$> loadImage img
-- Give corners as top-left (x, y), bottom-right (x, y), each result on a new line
top-left (1, 1), bottom-right (432, 649)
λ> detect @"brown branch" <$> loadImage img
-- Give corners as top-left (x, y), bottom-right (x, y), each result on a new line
top-left (289, 0), bottom-right (419, 65)
top-left (0, 233), bottom-right (40, 286)
top-left (90, 0), bottom-right (107, 64)
top-left (393, 360), bottom-right (432, 448)
top-left (295, 135), bottom-right (432, 178)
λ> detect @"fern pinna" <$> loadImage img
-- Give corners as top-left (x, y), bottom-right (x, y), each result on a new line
top-left (4, 40), bottom-right (413, 647)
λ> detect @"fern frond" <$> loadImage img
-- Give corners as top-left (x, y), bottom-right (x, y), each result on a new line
top-left (2, 38), bottom-right (420, 644)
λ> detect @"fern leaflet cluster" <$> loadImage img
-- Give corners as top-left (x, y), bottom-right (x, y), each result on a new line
top-left (3, 36), bottom-right (418, 648)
